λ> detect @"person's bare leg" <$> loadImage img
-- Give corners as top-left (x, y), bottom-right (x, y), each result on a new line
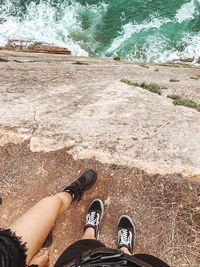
top-left (9, 169), bottom-right (97, 265)
top-left (29, 249), bottom-right (50, 267)
top-left (9, 192), bottom-right (72, 264)
top-left (82, 227), bottom-right (96, 240)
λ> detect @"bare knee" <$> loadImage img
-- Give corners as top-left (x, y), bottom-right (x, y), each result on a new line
top-left (37, 195), bottom-right (63, 217)
top-left (53, 193), bottom-right (72, 215)
top-left (39, 193), bottom-right (70, 216)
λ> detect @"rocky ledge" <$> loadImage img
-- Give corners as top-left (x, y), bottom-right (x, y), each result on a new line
top-left (0, 40), bottom-right (71, 55)
top-left (0, 50), bottom-right (200, 176)
top-left (0, 50), bottom-right (200, 267)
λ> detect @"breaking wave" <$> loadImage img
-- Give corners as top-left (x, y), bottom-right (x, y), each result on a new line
top-left (0, 0), bottom-right (200, 63)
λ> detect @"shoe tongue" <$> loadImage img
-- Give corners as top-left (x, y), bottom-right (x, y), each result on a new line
top-left (119, 229), bottom-right (131, 245)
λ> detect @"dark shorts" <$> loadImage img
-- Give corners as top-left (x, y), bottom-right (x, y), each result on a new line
top-left (0, 228), bottom-right (27, 267)
top-left (54, 239), bottom-right (106, 267)
top-left (54, 239), bottom-right (170, 267)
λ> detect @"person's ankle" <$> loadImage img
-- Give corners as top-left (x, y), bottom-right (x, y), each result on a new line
top-left (82, 227), bottom-right (96, 240)
top-left (62, 190), bottom-right (74, 201)
top-left (120, 246), bottom-right (132, 255)
top-left (63, 170), bottom-right (97, 201)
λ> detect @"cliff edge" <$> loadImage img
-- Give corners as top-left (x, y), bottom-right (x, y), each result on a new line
top-left (0, 50), bottom-right (199, 267)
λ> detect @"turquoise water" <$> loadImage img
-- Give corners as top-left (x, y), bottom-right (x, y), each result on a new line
top-left (0, 0), bottom-right (200, 63)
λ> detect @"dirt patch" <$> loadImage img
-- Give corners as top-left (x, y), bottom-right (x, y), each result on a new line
top-left (0, 141), bottom-right (199, 267)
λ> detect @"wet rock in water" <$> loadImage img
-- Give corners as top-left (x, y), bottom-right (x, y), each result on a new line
top-left (0, 18), bottom-right (7, 24)
top-left (0, 40), bottom-right (71, 55)
top-left (173, 57), bottom-right (200, 64)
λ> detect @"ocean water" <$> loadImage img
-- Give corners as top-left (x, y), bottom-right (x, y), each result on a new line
top-left (0, 0), bottom-right (200, 63)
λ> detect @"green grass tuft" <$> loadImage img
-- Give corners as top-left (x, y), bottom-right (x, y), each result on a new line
top-left (139, 64), bottom-right (149, 69)
top-left (132, 82), bottom-right (141, 87)
top-left (171, 64), bottom-right (181, 68)
top-left (167, 95), bottom-right (181, 100)
top-left (173, 98), bottom-right (200, 111)
top-left (157, 63), bottom-right (182, 68)
top-left (140, 82), bottom-right (161, 95)
top-left (157, 63), bottom-right (170, 67)
top-left (168, 95), bottom-right (200, 112)
top-left (190, 76), bottom-right (200, 80)
top-left (113, 56), bottom-right (121, 60)
top-left (121, 78), bottom-right (162, 95)
top-left (72, 61), bottom-right (89, 65)
top-left (120, 78), bottom-right (135, 86)
top-left (169, 79), bottom-right (180, 82)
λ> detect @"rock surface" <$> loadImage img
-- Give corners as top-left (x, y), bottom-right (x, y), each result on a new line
top-left (0, 40), bottom-right (71, 54)
top-left (0, 50), bottom-right (200, 267)
top-left (0, 50), bottom-right (200, 175)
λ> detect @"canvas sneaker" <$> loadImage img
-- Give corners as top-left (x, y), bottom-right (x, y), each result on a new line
top-left (118, 215), bottom-right (136, 254)
top-left (63, 169), bottom-right (97, 201)
top-left (84, 199), bottom-right (104, 240)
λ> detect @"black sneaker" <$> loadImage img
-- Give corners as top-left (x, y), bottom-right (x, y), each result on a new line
top-left (84, 199), bottom-right (104, 240)
top-left (63, 170), bottom-right (97, 201)
top-left (118, 215), bottom-right (136, 254)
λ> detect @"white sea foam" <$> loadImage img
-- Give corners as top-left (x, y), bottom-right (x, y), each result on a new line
top-left (181, 33), bottom-right (200, 62)
top-left (175, 0), bottom-right (195, 23)
top-left (143, 35), bottom-right (179, 63)
top-left (0, 0), bottom-right (88, 55)
top-left (106, 17), bottom-right (171, 54)
top-left (0, 0), bottom-right (108, 56)
top-left (124, 34), bottom-right (174, 63)
top-left (0, 0), bottom-right (199, 64)
top-left (106, 5), bottom-right (200, 64)
top-left (125, 31), bottom-right (200, 64)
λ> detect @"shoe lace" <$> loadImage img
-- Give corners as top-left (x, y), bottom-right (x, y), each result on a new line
top-left (119, 229), bottom-right (132, 247)
top-left (86, 212), bottom-right (99, 226)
